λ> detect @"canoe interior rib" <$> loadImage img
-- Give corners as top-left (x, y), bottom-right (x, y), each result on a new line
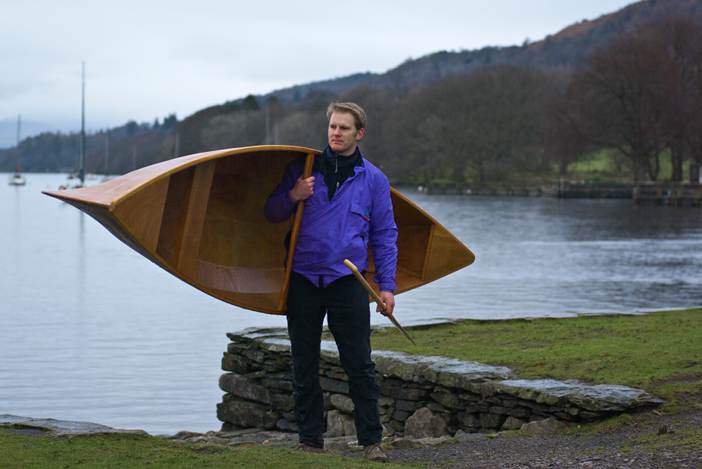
top-left (155, 150), bottom-right (301, 312)
top-left (44, 145), bottom-right (474, 315)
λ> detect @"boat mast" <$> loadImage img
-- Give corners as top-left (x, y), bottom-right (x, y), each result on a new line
top-left (15, 114), bottom-right (21, 173)
top-left (79, 61), bottom-right (86, 185)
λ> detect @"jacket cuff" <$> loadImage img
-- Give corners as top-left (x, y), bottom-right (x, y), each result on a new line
top-left (284, 191), bottom-right (298, 210)
top-left (378, 282), bottom-right (396, 293)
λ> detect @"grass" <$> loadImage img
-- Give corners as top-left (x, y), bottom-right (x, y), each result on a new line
top-left (372, 308), bottom-right (702, 411)
top-left (566, 148), bottom-right (690, 183)
top-left (568, 149), bottom-right (622, 177)
top-left (0, 430), bottom-right (409, 469)
top-left (631, 425), bottom-right (702, 452)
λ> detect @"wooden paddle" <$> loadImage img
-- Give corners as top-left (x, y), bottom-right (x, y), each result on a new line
top-left (343, 259), bottom-right (416, 345)
top-left (277, 153), bottom-right (316, 311)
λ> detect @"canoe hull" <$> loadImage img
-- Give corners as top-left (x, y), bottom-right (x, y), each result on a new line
top-left (45, 145), bottom-right (475, 314)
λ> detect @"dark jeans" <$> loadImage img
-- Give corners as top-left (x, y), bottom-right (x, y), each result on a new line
top-left (286, 272), bottom-right (382, 447)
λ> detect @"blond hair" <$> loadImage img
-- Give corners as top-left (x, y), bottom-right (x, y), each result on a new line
top-left (326, 102), bottom-right (367, 130)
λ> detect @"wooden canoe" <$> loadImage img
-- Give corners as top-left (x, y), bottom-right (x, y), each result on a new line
top-left (44, 145), bottom-right (475, 314)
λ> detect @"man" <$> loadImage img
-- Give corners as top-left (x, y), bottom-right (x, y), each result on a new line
top-left (264, 102), bottom-right (397, 462)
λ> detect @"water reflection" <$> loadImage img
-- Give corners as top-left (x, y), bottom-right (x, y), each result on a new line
top-left (77, 211), bottom-right (86, 309)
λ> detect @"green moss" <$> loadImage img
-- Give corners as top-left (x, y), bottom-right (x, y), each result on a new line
top-left (0, 430), bottom-right (409, 469)
top-left (372, 309), bottom-right (702, 408)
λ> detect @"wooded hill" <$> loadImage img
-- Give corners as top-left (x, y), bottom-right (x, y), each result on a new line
top-left (3, 0), bottom-right (702, 188)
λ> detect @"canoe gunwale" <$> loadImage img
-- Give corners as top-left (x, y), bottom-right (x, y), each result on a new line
top-left (43, 145), bottom-right (320, 211)
top-left (110, 145), bottom-right (319, 207)
top-left (43, 191), bottom-right (112, 210)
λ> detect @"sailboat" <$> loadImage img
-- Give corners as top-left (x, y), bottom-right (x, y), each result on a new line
top-left (9, 173), bottom-right (26, 186)
top-left (8, 114), bottom-right (26, 186)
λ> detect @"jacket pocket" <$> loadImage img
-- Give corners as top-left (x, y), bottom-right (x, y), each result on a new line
top-left (350, 201), bottom-right (371, 241)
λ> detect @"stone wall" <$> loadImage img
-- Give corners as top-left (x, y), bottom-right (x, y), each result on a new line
top-left (217, 328), bottom-right (662, 438)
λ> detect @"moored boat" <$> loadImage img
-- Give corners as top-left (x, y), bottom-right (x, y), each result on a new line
top-left (8, 173), bottom-right (26, 186)
top-left (44, 145), bottom-right (475, 314)
top-left (10, 114), bottom-right (27, 186)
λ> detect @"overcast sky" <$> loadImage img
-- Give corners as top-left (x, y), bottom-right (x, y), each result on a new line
top-left (2, 0), bottom-right (634, 141)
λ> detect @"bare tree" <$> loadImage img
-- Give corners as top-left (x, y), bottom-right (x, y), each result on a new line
top-left (387, 65), bottom-right (555, 186)
top-left (656, 17), bottom-right (702, 178)
top-left (543, 70), bottom-right (595, 178)
top-left (567, 29), bottom-right (676, 182)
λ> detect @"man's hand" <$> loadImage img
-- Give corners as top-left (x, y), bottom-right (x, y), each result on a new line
top-left (289, 176), bottom-right (315, 203)
top-left (377, 291), bottom-right (395, 317)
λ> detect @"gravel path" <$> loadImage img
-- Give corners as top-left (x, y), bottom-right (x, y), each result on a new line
top-left (340, 411), bottom-right (702, 468)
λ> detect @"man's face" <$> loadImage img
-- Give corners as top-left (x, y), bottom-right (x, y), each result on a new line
top-left (328, 112), bottom-right (365, 156)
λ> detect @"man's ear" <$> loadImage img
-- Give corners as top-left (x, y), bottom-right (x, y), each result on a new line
top-left (356, 128), bottom-right (365, 141)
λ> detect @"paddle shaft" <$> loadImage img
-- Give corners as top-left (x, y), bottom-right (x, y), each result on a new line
top-left (277, 153), bottom-right (316, 311)
top-left (343, 259), bottom-right (416, 345)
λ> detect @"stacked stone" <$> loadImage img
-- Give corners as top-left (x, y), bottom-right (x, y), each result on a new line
top-left (218, 328), bottom-right (662, 438)
top-left (217, 330), bottom-right (296, 432)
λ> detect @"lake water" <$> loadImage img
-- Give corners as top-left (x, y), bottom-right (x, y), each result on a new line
top-left (2, 173), bottom-right (701, 434)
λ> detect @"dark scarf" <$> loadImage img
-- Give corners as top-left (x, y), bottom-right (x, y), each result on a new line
top-left (314, 146), bottom-right (363, 200)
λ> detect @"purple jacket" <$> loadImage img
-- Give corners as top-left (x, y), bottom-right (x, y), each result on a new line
top-left (264, 151), bottom-right (398, 292)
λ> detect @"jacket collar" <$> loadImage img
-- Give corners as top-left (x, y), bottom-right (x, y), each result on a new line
top-left (315, 145), bottom-right (365, 173)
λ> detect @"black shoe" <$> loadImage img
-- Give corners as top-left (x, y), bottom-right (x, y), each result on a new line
top-left (296, 442), bottom-right (325, 453)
